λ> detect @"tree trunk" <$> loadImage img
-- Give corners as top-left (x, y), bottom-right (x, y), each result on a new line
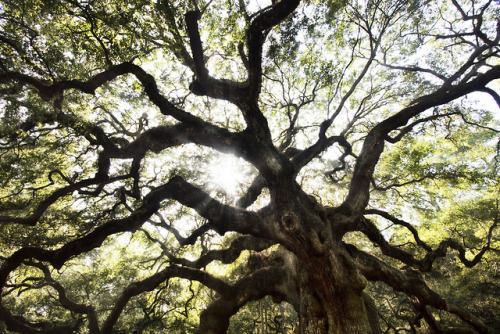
top-left (296, 276), bottom-right (380, 333)
top-left (199, 199), bottom-right (383, 333)
top-left (291, 243), bottom-right (382, 334)
top-left (267, 191), bottom-right (382, 334)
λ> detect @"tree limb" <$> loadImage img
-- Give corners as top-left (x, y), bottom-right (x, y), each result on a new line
top-left (346, 243), bottom-right (497, 334)
top-left (342, 65), bottom-right (500, 214)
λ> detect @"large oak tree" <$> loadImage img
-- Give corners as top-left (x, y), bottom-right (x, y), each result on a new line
top-left (0, 0), bottom-right (499, 333)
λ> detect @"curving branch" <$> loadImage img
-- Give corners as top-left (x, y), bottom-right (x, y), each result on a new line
top-left (0, 265), bottom-right (81, 333)
top-left (0, 175), bottom-right (272, 332)
top-left (0, 184), bottom-right (165, 288)
top-left (0, 175), bottom-right (268, 286)
top-left (199, 264), bottom-right (291, 333)
top-left (355, 216), bottom-right (498, 272)
top-left (146, 213), bottom-right (213, 247)
top-left (0, 303), bottom-right (74, 334)
top-left (100, 254), bottom-right (292, 334)
top-left (292, 135), bottom-right (354, 174)
top-left (163, 176), bottom-right (269, 238)
top-left (342, 64), bottom-right (500, 214)
top-left (246, 0), bottom-right (300, 97)
top-left (377, 62), bottom-right (447, 81)
top-left (183, 3), bottom-right (299, 141)
top-left (384, 111), bottom-right (460, 143)
top-left (0, 172), bottom-right (124, 226)
top-left (165, 235), bottom-right (275, 269)
top-left (0, 62), bottom-right (198, 123)
top-left (364, 209), bottom-right (432, 252)
top-left (479, 86), bottom-right (500, 108)
top-left (236, 174), bottom-right (267, 209)
top-left (101, 265), bottom-right (232, 334)
top-left (346, 243), bottom-right (497, 334)
top-left (31, 262), bottom-right (101, 334)
top-left (420, 231), bottom-right (497, 271)
top-left (354, 218), bottom-right (421, 267)
top-left (105, 122), bottom-right (244, 159)
top-left (1, 55), bottom-right (304, 184)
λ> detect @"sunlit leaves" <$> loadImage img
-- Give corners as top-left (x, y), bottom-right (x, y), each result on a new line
top-left (0, 0), bottom-right (153, 79)
top-left (0, 0), bottom-right (499, 332)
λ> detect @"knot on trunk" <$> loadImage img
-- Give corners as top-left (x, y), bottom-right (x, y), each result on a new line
top-left (281, 212), bottom-right (299, 232)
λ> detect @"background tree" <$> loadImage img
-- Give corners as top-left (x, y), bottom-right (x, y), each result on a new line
top-left (0, 0), bottom-right (499, 333)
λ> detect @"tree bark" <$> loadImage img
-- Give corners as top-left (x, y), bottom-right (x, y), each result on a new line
top-left (292, 249), bottom-right (381, 334)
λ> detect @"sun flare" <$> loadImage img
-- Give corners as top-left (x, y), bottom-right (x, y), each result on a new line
top-left (208, 154), bottom-right (246, 197)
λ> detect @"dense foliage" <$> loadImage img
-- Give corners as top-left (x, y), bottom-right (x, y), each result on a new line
top-left (0, 0), bottom-right (499, 333)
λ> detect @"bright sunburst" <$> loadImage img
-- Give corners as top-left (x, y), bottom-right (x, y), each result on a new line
top-left (208, 153), bottom-right (247, 197)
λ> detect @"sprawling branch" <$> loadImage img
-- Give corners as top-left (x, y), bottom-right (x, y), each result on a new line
top-left (247, 0), bottom-right (300, 98)
top-left (347, 244), bottom-right (497, 334)
top-left (105, 122), bottom-right (246, 159)
top-left (102, 265), bottom-right (232, 334)
top-left (0, 266), bottom-right (80, 333)
top-left (292, 136), bottom-right (353, 173)
top-left (0, 163), bottom-right (120, 226)
top-left (4, 176), bottom-right (267, 275)
top-left (183, 4), bottom-right (294, 141)
top-left (353, 216), bottom-right (497, 272)
top-left (199, 263), bottom-right (292, 333)
top-left (377, 62), bottom-right (447, 82)
top-left (0, 174), bottom-right (273, 332)
top-left (0, 62), bottom-right (198, 123)
top-left (0, 303), bottom-right (74, 334)
top-left (364, 209), bottom-right (432, 252)
top-left (384, 112), bottom-right (460, 143)
top-left (165, 235), bottom-right (275, 269)
top-left (211, 0), bottom-right (300, 139)
top-left (0, 78), bottom-right (268, 227)
top-left (163, 176), bottom-right (270, 237)
top-left (104, 246), bottom-right (292, 333)
top-left (0, 184), bottom-right (166, 288)
top-left (32, 262), bottom-right (100, 334)
top-left (342, 65), bottom-right (500, 214)
top-left (146, 213), bottom-right (212, 247)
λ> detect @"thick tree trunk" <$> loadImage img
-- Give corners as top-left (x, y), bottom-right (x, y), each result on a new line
top-left (269, 196), bottom-right (379, 333)
top-left (197, 240), bottom-right (382, 334)
top-left (294, 252), bottom-right (382, 334)
top-left (297, 289), bottom-right (381, 334)
top-left (269, 191), bottom-right (383, 334)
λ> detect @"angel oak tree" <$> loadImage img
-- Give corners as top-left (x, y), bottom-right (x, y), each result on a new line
top-left (0, 0), bottom-right (499, 333)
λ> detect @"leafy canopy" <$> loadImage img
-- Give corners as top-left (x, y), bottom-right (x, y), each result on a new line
top-left (0, 0), bottom-right (499, 333)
